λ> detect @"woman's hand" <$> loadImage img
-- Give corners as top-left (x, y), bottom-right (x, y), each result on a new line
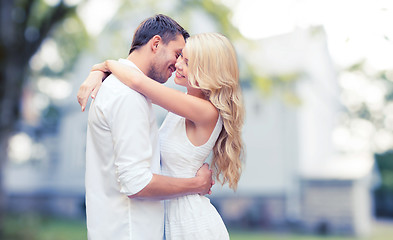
top-left (77, 70), bottom-right (107, 111)
top-left (91, 61), bottom-right (111, 73)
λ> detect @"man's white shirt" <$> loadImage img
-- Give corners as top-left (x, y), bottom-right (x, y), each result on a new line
top-left (85, 59), bottom-right (163, 240)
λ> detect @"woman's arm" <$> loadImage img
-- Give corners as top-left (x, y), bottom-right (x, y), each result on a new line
top-left (98, 60), bottom-right (218, 125)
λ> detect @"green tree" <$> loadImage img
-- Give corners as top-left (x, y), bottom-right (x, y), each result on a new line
top-left (0, 0), bottom-right (87, 236)
top-left (339, 62), bottom-right (393, 217)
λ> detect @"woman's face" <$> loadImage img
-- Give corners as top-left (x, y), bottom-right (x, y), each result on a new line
top-left (174, 46), bottom-right (189, 87)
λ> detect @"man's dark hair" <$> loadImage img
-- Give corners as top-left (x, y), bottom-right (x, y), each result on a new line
top-left (129, 14), bottom-right (189, 54)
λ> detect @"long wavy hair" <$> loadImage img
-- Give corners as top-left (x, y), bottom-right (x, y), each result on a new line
top-left (186, 33), bottom-right (245, 190)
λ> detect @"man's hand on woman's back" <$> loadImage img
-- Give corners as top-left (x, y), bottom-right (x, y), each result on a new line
top-left (196, 163), bottom-right (215, 195)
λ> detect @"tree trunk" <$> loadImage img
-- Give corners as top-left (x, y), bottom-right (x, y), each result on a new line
top-left (0, 0), bottom-right (24, 235)
top-left (0, 0), bottom-right (76, 237)
top-left (0, 43), bottom-right (26, 239)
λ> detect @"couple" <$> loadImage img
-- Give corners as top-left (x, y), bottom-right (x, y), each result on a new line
top-left (77, 14), bottom-right (244, 240)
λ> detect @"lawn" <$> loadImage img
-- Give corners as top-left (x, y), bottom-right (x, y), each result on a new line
top-left (3, 214), bottom-right (87, 240)
top-left (3, 214), bottom-right (393, 240)
top-left (230, 232), bottom-right (354, 240)
top-left (229, 220), bottom-right (393, 240)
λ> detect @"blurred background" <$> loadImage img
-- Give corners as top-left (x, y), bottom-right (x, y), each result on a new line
top-left (1, 0), bottom-right (393, 239)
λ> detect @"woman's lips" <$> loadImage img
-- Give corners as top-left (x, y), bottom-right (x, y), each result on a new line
top-left (176, 71), bottom-right (185, 78)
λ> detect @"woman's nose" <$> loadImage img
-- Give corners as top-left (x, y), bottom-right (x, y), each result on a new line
top-left (175, 61), bottom-right (181, 70)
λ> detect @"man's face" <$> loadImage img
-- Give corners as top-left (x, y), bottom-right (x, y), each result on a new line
top-left (147, 35), bottom-right (185, 83)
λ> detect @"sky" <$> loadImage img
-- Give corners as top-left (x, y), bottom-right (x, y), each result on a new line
top-left (72, 0), bottom-right (393, 70)
top-left (226, 0), bottom-right (393, 70)
top-left (64, 0), bottom-right (393, 70)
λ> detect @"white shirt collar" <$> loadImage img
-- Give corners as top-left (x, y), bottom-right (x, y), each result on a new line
top-left (118, 58), bottom-right (143, 74)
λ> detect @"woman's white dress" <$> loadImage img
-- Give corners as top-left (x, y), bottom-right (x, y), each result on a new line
top-left (159, 112), bottom-right (230, 240)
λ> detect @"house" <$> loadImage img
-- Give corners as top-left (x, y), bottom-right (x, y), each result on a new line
top-left (208, 27), bottom-right (376, 236)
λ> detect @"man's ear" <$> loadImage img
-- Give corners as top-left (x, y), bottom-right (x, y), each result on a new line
top-left (150, 35), bottom-right (162, 53)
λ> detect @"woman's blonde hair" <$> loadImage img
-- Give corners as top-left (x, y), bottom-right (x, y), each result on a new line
top-left (186, 33), bottom-right (245, 190)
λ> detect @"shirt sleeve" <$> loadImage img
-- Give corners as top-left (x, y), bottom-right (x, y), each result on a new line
top-left (107, 91), bottom-right (153, 195)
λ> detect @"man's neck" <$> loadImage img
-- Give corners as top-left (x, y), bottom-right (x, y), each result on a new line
top-left (126, 50), bottom-right (150, 76)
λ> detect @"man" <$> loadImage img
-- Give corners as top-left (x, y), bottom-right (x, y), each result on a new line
top-left (77, 14), bottom-right (213, 240)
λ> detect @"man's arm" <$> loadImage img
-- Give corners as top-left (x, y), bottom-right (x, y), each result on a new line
top-left (129, 163), bottom-right (213, 200)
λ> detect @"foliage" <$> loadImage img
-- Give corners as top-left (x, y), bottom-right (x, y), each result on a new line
top-left (191, 0), bottom-right (242, 38)
top-left (339, 61), bottom-right (393, 217)
top-left (0, 0), bottom-right (88, 236)
top-left (374, 151), bottom-right (393, 218)
top-left (251, 71), bottom-right (303, 106)
top-left (0, 0), bottom-right (87, 135)
top-left (375, 152), bottom-right (393, 192)
top-left (339, 62), bottom-right (393, 153)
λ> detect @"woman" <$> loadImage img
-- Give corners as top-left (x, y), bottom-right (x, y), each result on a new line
top-left (81, 33), bottom-right (244, 239)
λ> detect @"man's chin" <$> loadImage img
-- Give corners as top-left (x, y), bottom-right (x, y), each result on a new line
top-left (147, 73), bottom-right (166, 84)
top-left (157, 77), bottom-right (168, 84)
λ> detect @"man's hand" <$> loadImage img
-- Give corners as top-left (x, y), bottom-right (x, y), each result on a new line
top-left (77, 70), bottom-right (107, 111)
top-left (195, 163), bottom-right (215, 195)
